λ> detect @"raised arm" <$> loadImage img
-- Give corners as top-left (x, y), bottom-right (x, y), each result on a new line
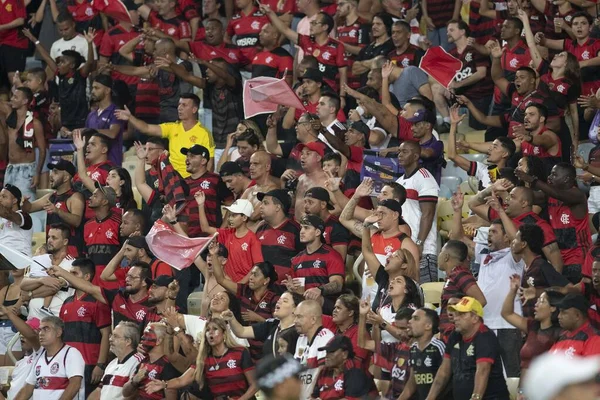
top-left (133, 142), bottom-right (155, 202)
top-left (488, 41), bottom-right (510, 96)
top-left (194, 192), bottom-right (218, 235)
top-left (344, 84), bottom-right (398, 135)
top-left (47, 266), bottom-right (105, 304)
top-left (80, 29), bottom-right (97, 78)
top-left (381, 62), bottom-right (399, 115)
top-left (339, 179), bottom-right (373, 237)
top-left (361, 220), bottom-right (381, 279)
top-left (119, 35), bottom-right (143, 62)
top-left (114, 105), bottom-right (163, 137)
top-left (100, 245), bottom-right (127, 282)
top-left (73, 131), bottom-right (98, 192)
top-left (208, 241), bottom-right (238, 294)
top-left (501, 275), bottom-right (529, 332)
top-left (221, 310), bottom-right (256, 338)
top-left (22, 29), bottom-right (57, 75)
top-left (357, 298), bottom-right (376, 352)
top-left (260, 4), bottom-right (298, 44)
top-left (447, 105), bottom-right (472, 172)
top-left (517, 9), bottom-right (543, 69)
top-left (265, 110), bottom-right (284, 156)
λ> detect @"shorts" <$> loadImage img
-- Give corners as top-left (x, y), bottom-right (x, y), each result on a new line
top-left (0, 322), bottom-right (22, 355)
top-left (5, 162), bottom-right (37, 201)
top-left (589, 186), bottom-right (600, 214)
top-left (420, 254), bottom-right (438, 283)
top-left (0, 45), bottom-right (27, 74)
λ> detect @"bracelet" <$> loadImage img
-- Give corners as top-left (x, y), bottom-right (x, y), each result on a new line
top-left (169, 219), bottom-right (178, 225)
top-left (34, 40), bottom-right (40, 45)
top-left (471, 394), bottom-right (482, 400)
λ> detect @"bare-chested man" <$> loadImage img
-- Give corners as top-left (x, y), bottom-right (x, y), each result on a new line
top-left (0, 87), bottom-right (46, 201)
top-left (291, 142), bottom-right (328, 221)
top-left (242, 151), bottom-right (278, 230)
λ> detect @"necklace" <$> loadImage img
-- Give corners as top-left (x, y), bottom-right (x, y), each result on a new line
top-left (252, 289), bottom-right (270, 312)
top-left (211, 349), bottom-right (227, 370)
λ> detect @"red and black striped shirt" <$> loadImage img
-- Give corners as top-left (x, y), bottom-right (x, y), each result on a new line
top-left (376, 341), bottom-right (412, 399)
top-left (439, 266), bottom-right (477, 337)
top-left (201, 347), bottom-right (254, 398)
top-left (298, 34), bottom-right (347, 92)
top-left (336, 17), bottom-right (371, 89)
top-left (102, 288), bottom-right (150, 328)
top-left (84, 211), bottom-right (122, 289)
top-left (468, 2), bottom-right (496, 45)
top-left (251, 47), bottom-right (293, 79)
top-left (135, 356), bottom-right (180, 400)
top-left (449, 45), bottom-right (493, 100)
top-left (148, 11), bottom-right (192, 41)
top-left (237, 284), bottom-right (279, 362)
top-left (313, 359), bottom-right (377, 400)
top-left (256, 219), bottom-right (303, 284)
top-left (226, 7), bottom-right (269, 61)
top-left (291, 244), bottom-right (345, 290)
top-left (99, 25), bottom-right (140, 86)
top-left (323, 215), bottom-right (350, 249)
top-left (60, 292), bottom-right (111, 366)
top-left (388, 45), bottom-right (424, 68)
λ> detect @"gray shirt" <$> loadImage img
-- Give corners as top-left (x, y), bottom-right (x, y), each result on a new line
top-left (389, 66), bottom-right (428, 107)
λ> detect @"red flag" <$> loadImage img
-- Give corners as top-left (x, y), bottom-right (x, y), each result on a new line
top-left (419, 46), bottom-right (463, 89)
top-left (92, 0), bottom-right (132, 24)
top-left (145, 220), bottom-right (215, 270)
top-left (243, 75), bottom-right (305, 118)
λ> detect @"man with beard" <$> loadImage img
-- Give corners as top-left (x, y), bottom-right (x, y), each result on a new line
top-left (351, 14), bottom-right (395, 86)
top-left (59, 258), bottom-right (112, 397)
top-left (513, 104), bottom-right (561, 174)
top-left (84, 75), bottom-right (124, 166)
top-left (131, 138), bottom-right (166, 226)
top-left (20, 223), bottom-right (75, 320)
top-left (120, 209), bottom-right (146, 238)
top-left (23, 160), bottom-right (85, 256)
top-left (122, 322), bottom-right (179, 400)
top-left (90, 321), bottom-right (144, 400)
top-left (48, 261), bottom-right (151, 327)
top-left (84, 183), bottom-right (122, 289)
top-left (140, 276), bottom-right (179, 331)
top-left (251, 23), bottom-right (293, 84)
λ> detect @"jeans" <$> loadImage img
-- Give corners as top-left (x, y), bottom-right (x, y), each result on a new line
top-left (496, 328), bottom-right (522, 377)
top-left (420, 253), bottom-right (438, 283)
top-left (5, 162), bottom-right (36, 201)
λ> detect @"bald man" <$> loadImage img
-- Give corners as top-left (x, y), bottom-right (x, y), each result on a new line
top-left (242, 151), bottom-right (278, 230)
top-left (293, 300), bottom-right (335, 400)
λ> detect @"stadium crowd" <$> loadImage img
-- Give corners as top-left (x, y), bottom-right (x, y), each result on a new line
top-left (3, 0), bottom-right (600, 398)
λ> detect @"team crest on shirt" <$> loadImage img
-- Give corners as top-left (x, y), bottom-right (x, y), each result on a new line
top-left (229, 52), bottom-right (238, 61)
top-left (227, 359), bottom-right (237, 368)
top-left (466, 344), bottom-right (474, 356)
top-left (77, 306), bottom-right (87, 317)
top-left (85, 7), bottom-right (93, 16)
top-left (557, 84), bottom-right (565, 93)
top-left (424, 356), bottom-right (432, 367)
top-left (277, 235), bottom-right (286, 244)
top-left (106, 230), bottom-right (114, 239)
top-left (334, 379), bottom-right (343, 391)
top-left (322, 51), bottom-right (331, 61)
top-left (189, 135), bottom-right (197, 143)
top-left (565, 15), bottom-right (573, 22)
top-left (56, 202), bottom-right (63, 209)
top-left (527, 277), bottom-right (535, 287)
top-left (560, 213), bottom-right (570, 225)
top-left (510, 58), bottom-right (518, 68)
top-left (241, 242), bottom-right (248, 251)
top-left (313, 259), bottom-right (322, 269)
top-left (200, 180), bottom-right (210, 190)
top-left (565, 346), bottom-right (576, 358)
top-left (36, 365), bottom-right (41, 376)
top-left (5, 3), bottom-right (12, 11)
top-left (90, 171), bottom-right (100, 180)
top-left (168, 28), bottom-right (176, 36)
top-left (401, 58), bottom-right (410, 67)
top-left (148, 369), bottom-right (158, 380)
top-left (259, 301), bottom-right (267, 309)
top-left (265, 56), bottom-right (273, 64)
top-left (136, 309), bottom-right (147, 320)
top-left (397, 358), bottom-right (405, 367)
top-left (465, 52), bottom-right (473, 62)
top-left (384, 245), bottom-right (394, 254)
top-left (582, 50), bottom-right (591, 60)
top-left (251, 21), bottom-right (261, 30)
top-left (51, 362), bottom-right (60, 374)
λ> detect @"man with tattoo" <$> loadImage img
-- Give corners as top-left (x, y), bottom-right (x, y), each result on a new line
top-left (287, 215), bottom-right (345, 315)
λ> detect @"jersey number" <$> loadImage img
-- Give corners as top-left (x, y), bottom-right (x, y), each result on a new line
top-left (455, 67), bottom-right (473, 82)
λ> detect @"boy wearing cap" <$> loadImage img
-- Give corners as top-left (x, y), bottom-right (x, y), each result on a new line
top-left (0, 183), bottom-right (33, 257)
top-left (24, 159), bottom-right (85, 257)
top-left (312, 335), bottom-right (377, 399)
top-left (255, 189), bottom-right (302, 284)
top-left (428, 297), bottom-right (509, 400)
top-left (195, 194), bottom-right (263, 282)
top-left (179, 144), bottom-right (233, 238)
top-left (84, 183), bottom-right (123, 289)
top-left (549, 293), bottom-right (600, 357)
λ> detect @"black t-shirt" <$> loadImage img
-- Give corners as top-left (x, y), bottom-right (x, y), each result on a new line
top-left (409, 338), bottom-right (452, 400)
top-left (252, 318), bottom-right (299, 358)
top-left (372, 265), bottom-right (424, 312)
top-left (445, 325), bottom-right (509, 400)
top-left (57, 69), bottom-right (89, 129)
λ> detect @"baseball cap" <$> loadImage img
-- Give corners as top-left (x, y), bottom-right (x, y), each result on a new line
top-left (224, 199), bottom-right (254, 218)
top-left (26, 317), bottom-right (41, 331)
top-left (181, 145), bottom-right (210, 159)
top-left (94, 181), bottom-right (117, 207)
top-left (127, 236), bottom-right (151, 253)
top-left (556, 293), bottom-right (590, 314)
top-left (348, 120), bottom-right (370, 137)
top-left (298, 142), bottom-right (325, 158)
top-left (299, 214), bottom-right (325, 232)
top-left (318, 335), bottom-right (355, 358)
top-left (94, 74), bottom-right (113, 89)
top-left (379, 199), bottom-right (403, 215)
top-left (300, 68), bottom-right (323, 83)
top-left (3, 184), bottom-right (22, 207)
top-left (406, 109), bottom-right (435, 124)
top-left (304, 187), bottom-right (334, 210)
top-left (200, 242), bottom-right (228, 261)
top-left (448, 296), bottom-right (484, 318)
top-left (256, 355), bottom-right (306, 391)
top-left (152, 275), bottom-right (175, 287)
top-left (220, 161), bottom-right (244, 177)
top-left (257, 189), bottom-right (292, 213)
top-left (47, 159), bottom-right (77, 177)
top-left (523, 353), bottom-right (600, 400)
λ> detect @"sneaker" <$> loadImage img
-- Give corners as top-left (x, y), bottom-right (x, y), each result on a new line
top-left (39, 307), bottom-right (54, 317)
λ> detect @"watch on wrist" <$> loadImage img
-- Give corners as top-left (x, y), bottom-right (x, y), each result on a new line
top-left (380, 322), bottom-right (387, 330)
top-left (97, 363), bottom-right (107, 370)
top-left (169, 219), bottom-right (178, 225)
top-left (173, 326), bottom-right (182, 334)
top-left (415, 239), bottom-right (423, 246)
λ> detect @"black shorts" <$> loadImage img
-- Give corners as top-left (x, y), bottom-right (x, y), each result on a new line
top-left (0, 45), bottom-right (27, 74)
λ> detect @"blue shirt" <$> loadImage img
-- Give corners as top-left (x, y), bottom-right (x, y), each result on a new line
top-left (85, 103), bottom-right (124, 166)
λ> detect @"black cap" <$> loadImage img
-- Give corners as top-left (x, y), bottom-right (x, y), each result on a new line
top-left (152, 275), bottom-right (175, 287)
top-left (348, 120), bottom-right (370, 137)
top-left (220, 161), bottom-right (244, 177)
top-left (300, 68), bottom-right (323, 83)
top-left (256, 355), bottom-right (306, 391)
top-left (200, 242), bottom-right (229, 261)
top-left (299, 214), bottom-right (325, 232)
top-left (257, 189), bottom-right (292, 213)
top-left (47, 159), bottom-right (76, 177)
top-left (556, 293), bottom-right (590, 314)
top-left (94, 74), bottom-right (113, 89)
top-left (317, 335), bottom-right (354, 358)
top-left (379, 199), bottom-right (403, 215)
top-left (127, 236), bottom-right (151, 253)
top-left (181, 145), bottom-right (210, 159)
top-left (3, 184), bottom-right (22, 207)
top-left (304, 187), bottom-right (334, 210)
top-left (94, 181), bottom-right (117, 207)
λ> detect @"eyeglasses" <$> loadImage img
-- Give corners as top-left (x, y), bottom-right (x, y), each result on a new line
top-left (126, 275), bottom-right (142, 280)
top-left (310, 21), bottom-right (325, 26)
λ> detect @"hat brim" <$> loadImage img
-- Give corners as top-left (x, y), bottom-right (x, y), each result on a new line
top-left (256, 192), bottom-right (266, 202)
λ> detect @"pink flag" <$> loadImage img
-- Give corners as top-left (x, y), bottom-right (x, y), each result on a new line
top-left (92, 0), bottom-right (132, 24)
top-left (145, 220), bottom-right (215, 270)
top-left (243, 76), bottom-right (305, 118)
top-left (419, 46), bottom-right (463, 89)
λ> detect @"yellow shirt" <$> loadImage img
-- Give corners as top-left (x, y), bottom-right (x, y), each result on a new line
top-left (160, 121), bottom-right (215, 178)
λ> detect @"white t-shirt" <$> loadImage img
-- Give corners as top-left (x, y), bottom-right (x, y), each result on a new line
top-left (183, 314), bottom-right (249, 347)
top-left (25, 345), bottom-right (85, 400)
top-left (0, 211), bottom-right (33, 259)
top-left (478, 247), bottom-right (524, 329)
top-left (49, 35), bottom-right (98, 63)
top-left (7, 348), bottom-right (43, 399)
top-left (294, 327), bottom-right (334, 400)
top-left (396, 168), bottom-right (440, 256)
top-left (99, 352), bottom-right (144, 400)
top-left (27, 255), bottom-right (74, 320)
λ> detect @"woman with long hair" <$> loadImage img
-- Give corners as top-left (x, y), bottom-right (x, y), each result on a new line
top-left (518, 9), bottom-right (581, 158)
top-left (222, 291), bottom-right (303, 358)
top-left (501, 275), bottom-right (563, 378)
top-left (146, 318), bottom-right (258, 400)
top-left (106, 167), bottom-right (136, 211)
top-left (217, 120), bottom-right (264, 173)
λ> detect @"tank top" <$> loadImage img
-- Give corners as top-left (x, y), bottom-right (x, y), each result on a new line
top-left (48, 189), bottom-right (83, 256)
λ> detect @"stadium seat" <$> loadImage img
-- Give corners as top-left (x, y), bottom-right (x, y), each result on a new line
top-left (506, 377), bottom-right (520, 400)
top-left (439, 184), bottom-right (452, 199)
top-left (32, 232), bottom-right (46, 254)
top-left (462, 153), bottom-right (488, 164)
top-left (578, 142), bottom-right (596, 162)
top-left (123, 160), bottom-right (137, 176)
top-left (187, 292), bottom-right (203, 316)
top-left (421, 282), bottom-right (444, 305)
top-left (353, 254), bottom-right (364, 282)
top-left (442, 160), bottom-right (469, 183)
top-left (459, 177), bottom-right (479, 195)
top-left (441, 176), bottom-right (462, 194)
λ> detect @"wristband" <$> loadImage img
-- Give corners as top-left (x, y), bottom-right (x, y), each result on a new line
top-left (380, 322), bottom-right (387, 330)
top-left (97, 363), bottom-right (107, 370)
top-left (169, 219), bottom-right (178, 225)
top-left (34, 40), bottom-right (40, 45)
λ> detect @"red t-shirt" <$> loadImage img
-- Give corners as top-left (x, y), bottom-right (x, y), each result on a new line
top-left (217, 228), bottom-right (264, 282)
top-left (0, 0), bottom-right (28, 48)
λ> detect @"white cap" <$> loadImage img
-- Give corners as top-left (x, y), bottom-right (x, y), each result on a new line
top-left (224, 199), bottom-right (254, 218)
top-left (523, 353), bottom-right (600, 400)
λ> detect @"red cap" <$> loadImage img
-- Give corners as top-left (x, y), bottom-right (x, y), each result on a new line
top-left (298, 142), bottom-right (325, 158)
top-left (26, 318), bottom-right (41, 331)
